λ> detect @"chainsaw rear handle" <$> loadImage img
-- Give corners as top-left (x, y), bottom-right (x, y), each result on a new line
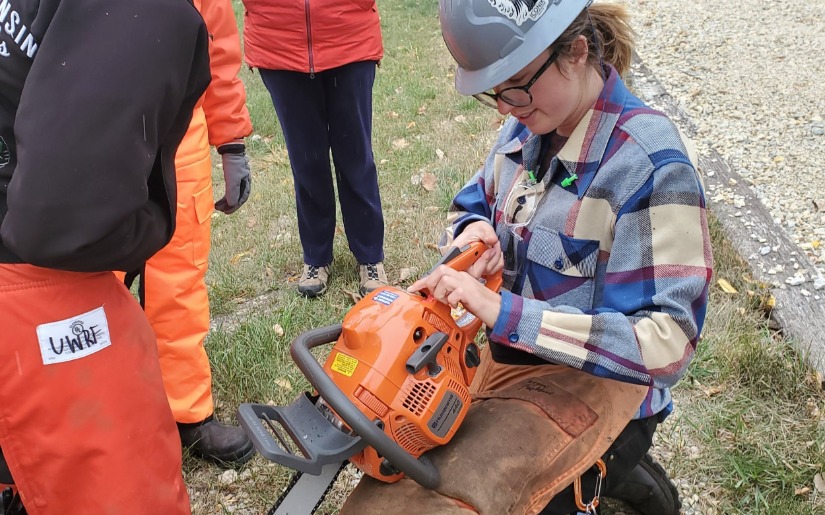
top-left (237, 393), bottom-right (367, 476)
top-left (291, 324), bottom-right (441, 490)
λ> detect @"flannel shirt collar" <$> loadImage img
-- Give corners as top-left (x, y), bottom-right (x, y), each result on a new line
top-left (495, 64), bottom-right (629, 198)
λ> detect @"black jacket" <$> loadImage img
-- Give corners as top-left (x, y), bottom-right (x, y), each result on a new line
top-left (0, 0), bottom-right (211, 271)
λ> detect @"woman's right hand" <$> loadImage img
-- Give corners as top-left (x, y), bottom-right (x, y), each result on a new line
top-left (451, 220), bottom-right (504, 279)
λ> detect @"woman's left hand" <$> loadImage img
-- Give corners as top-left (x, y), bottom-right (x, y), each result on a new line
top-left (408, 265), bottom-right (502, 327)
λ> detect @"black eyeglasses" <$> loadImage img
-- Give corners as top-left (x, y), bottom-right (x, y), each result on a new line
top-left (473, 51), bottom-right (560, 109)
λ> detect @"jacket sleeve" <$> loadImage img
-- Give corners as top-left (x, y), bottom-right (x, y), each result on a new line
top-left (0, 0), bottom-right (211, 272)
top-left (199, 0), bottom-right (252, 146)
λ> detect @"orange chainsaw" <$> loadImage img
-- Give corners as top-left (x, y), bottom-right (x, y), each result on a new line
top-left (237, 241), bottom-right (502, 514)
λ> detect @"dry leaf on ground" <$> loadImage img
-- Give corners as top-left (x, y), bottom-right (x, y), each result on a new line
top-left (814, 473), bottom-right (825, 493)
top-left (344, 289), bottom-right (362, 303)
top-left (399, 267), bottom-right (418, 282)
top-left (230, 251), bottom-right (250, 265)
top-left (421, 172), bottom-right (437, 192)
top-left (274, 378), bottom-right (292, 391)
top-left (717, 278), bottom-right (738, 294)
top-left (703, 386), bottom-right (725, 397)
top-left (489, 116), bottom-right (504, 129)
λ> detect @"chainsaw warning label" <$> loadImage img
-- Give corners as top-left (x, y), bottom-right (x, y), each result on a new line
top-left (331, 352), bottom-right (358, 377)
top-left (428, 391), bottom-right (463, 438)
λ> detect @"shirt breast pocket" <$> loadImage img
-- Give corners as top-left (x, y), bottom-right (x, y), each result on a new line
top-left (525, 227), bottom-right (600, 309)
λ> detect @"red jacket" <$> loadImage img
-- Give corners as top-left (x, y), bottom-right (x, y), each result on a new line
top-left (242, 0), bottom-right (383, 73)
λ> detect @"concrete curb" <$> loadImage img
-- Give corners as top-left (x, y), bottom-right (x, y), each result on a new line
top-left (630, 53), bottom-right (825, 377)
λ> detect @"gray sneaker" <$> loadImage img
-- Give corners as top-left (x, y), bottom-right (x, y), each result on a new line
top-left (358, 262), bottom-right (388, 296)
top-left (298, 264), bottom-right (330, 298)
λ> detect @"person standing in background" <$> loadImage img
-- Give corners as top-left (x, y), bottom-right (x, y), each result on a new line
top-left (0, 0), bottom-right (211, 512)
top-left (142, 0), bottom-right (256, 467)
top-left (241, 0), bottom-right (388, 298)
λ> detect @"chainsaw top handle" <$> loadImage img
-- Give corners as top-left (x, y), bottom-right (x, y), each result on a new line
top-left (290, 324), bottom-right (441, 490)
top-left (422, 241), bottom-right (503, 340)
top-left (427, 240), bottom-right (503, 295)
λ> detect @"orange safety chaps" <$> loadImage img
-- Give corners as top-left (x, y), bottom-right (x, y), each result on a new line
top-left (115, 108), bottom-right (216, 424)
top-left (0, 264), bottom-right (190, 515)
top-left (144, 108), bottom-right (215, 424)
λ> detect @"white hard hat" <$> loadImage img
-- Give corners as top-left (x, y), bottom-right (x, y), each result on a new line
top-left (440, 0), bottom-right (593, 95)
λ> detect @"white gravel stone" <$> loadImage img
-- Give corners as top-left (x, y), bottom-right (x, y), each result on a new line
top-left (786, 276), bottom-right (806, 286)
top-left (219, 469), bottom-right (238, 485)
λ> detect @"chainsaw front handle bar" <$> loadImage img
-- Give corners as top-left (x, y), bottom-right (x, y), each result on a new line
top-left (291, 324), bottom-right (441, 490)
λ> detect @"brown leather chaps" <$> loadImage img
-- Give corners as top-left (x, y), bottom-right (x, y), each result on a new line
top-left (341, 346), bottom-right (647, 515)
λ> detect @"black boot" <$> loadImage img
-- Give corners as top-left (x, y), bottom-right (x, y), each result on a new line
top-left (178, 416), bottom-right (255, 468)
top-left (602, 454), bottom-right (681, 515)
top-left (1, 488), bottom-right (26, 515)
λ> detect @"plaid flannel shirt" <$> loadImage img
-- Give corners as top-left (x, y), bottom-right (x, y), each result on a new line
top-left (443, 65), bottom-right (713, 418)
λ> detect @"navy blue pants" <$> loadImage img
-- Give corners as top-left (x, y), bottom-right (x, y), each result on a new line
top-left (260, 61), bottom-right (384, 267)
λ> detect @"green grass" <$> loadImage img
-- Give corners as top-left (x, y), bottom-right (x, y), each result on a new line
top-left (185, 1), bottom-right (825, 513)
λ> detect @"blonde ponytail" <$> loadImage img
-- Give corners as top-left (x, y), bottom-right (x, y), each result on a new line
top-left (553, 3), bottom-right (636, 77)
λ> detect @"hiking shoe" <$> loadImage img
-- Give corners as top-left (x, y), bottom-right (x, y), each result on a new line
top-left (297, 264), bottom-right (330, 298)
top-left (359, 262), bottom-right (388, 296)
top-left (602, 453), bottom-right (681, 515)
top-left (178, 416), bottom-right (256, 468)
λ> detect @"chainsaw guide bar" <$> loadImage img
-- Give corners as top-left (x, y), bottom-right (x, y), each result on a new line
top-left (267, 462), bottom-right (347, 515)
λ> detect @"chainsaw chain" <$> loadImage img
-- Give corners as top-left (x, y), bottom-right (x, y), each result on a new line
top-left (266, 463), bottom-right (347, 515)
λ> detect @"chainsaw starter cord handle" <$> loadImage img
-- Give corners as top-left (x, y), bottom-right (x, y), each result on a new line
top-left (290, 324), bottom-right (441, 490)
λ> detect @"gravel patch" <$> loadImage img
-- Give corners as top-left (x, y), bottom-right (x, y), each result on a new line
top-left (623, 0), bottom-right (825, 269)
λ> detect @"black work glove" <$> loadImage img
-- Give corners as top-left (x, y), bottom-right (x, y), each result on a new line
top-left (215, 142), bottom-right (251, 214)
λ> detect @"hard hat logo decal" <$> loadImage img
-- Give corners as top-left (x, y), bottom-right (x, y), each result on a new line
top-left (488, 0), bottom-right (554, 26)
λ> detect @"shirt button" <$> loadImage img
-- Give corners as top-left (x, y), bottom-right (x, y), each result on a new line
top-left (554, 258), bottom-right (564, 270)
top-left (508, 333), bottom-right (519, 343)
